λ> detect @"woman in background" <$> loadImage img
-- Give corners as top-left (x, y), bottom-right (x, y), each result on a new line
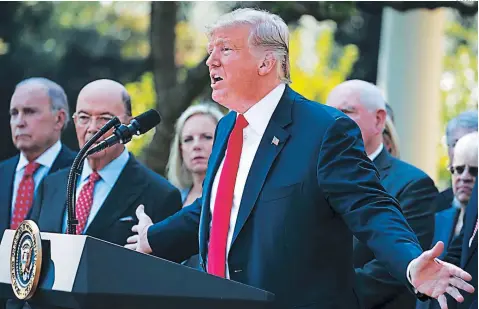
top-left (166, 103), bottom-right (224, 269)
top-left (167, 103), bottom-right (224, 207)
top-left (383, 114), bottom-right (401, 158)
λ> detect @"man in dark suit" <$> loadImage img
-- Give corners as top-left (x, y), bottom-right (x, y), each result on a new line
top-left (435, 132), bottom-right (477, 257)
top-left (30, 79), bottom-right (182, 245)
top-left (126, 8), bottom-right (474, 309)
top-left (326, 80), bottom-right (438, 309)
top-left (430, 181), bottom-right (478, 309)
top-left (420, 132), bottom-right (478, 309)
top-left (436, 111), bottom-right (477, 213)
top-left (0, 78), bottom-right (75, 241)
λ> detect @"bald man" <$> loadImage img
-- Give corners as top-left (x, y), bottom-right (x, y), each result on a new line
top-left (427, 132), bottom-right (478, 309)
top-left (0, 78), bottom-right (76, 238)
top-left (432, 132), bottom-right (478, 256)
top-left (327, 80), bottom-right (438, 309)
top-left (29, 79), bottom-right (182, 245)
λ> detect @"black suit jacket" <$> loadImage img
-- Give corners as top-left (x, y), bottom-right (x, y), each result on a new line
top-left (353, 148), bottom-right (437, 309)
top-left (435, 187), bottom-right (454, 213)
top-left (146, 86), bottom-right (425, 309)
top-left (435, 182), bottom-right (478, 309)
top-left (30, 154), bottom-right (182, 246)
top-left (0, 145), bottom-right (76, 241)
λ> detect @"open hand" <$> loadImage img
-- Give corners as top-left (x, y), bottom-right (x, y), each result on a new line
top-left (409, 241), bottom-right (474, 309)
top-left (124, 205), bottom-right (153, 254)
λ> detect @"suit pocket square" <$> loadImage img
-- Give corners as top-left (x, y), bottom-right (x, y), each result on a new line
top-left (119, 216), bottom-right (134, 222)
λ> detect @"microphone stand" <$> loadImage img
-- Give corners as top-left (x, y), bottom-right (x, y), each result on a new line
top-left (66, 117), bottom-right (121, 235)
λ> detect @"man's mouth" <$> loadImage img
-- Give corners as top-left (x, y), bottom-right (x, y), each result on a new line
top-left (211, 74), bottom-right (223, 84)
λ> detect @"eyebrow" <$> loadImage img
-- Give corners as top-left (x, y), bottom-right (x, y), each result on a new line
top-left (76, 111), bottom-right (115, 116)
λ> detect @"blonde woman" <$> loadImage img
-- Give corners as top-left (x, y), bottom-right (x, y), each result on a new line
top-left (167, 103), bottom-right (224, 207)
top-left (383, 114), bottom-right (401, 158)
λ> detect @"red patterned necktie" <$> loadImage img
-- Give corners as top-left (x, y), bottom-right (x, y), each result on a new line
top-left (75, 171), bottom-right (101, 235)
top-left (10, 162), bottom-right (41, 229)
top-left (208, 114), bottom-right (248, 277)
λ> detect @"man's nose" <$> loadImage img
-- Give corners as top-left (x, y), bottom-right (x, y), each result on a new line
top-left (206, 51), bottom-right (220, 67)
top-left (11, 113), bottom-right (26, 126)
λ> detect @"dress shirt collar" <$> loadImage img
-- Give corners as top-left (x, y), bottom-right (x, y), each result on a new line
top-left (369, 143), bottom-right (384, 162)
top-left (80, 147), bottom-right (130, 188)
top-left (242, 83), bottom-right (286, 136)
top-left (17, 140), bottom-right (62, 171)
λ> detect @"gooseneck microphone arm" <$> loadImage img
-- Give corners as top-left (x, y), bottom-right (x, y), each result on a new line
top-left (66, 117), bottom-right (121, 235)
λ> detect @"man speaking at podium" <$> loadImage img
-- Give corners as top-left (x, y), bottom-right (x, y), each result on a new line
top-left (127, 8), bottom-right (474, 309)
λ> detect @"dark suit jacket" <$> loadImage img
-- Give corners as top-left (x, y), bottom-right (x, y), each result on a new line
top-left (29, 154), bottom-right (182, 246)
top-left (436, 182), bottom-right (478, 309)
top-left (435, 187), bottom-right (454, 213)
top-left (353, 148), bottom-right (437, 309)
top-left (146, 86), bottom-right (424, 309)
top-left (0, 145), bottom-right (76, 241)
top-left (434, 207), bottom-right (460, 258)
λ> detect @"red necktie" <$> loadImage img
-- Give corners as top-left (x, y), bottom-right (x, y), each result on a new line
top-left (75, 171), bottom-right (101, 235)
top-left (11, 162), bottom-right (41, 229)
top-left (208, 114), bottom-right (248, 277)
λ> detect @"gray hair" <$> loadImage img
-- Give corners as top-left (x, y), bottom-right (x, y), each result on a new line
top-left (206, 8), bottom-right (291, 84)
top-left (327, 79), bottom-right (386, 112)
top-left (166, 103), bottom-right (225, 190)
top-left (122, 89), bottom-right (132, 116)
top-left (16, 77), bottom-right (70, 130)
top-left (446, 110), bottom-right (478, 147)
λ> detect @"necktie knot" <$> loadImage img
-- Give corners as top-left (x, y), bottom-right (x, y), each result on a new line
top-left (24, 162), bottom-right (41, 177)
top-left (235, 114), bottom-right (248, 131)
top-left (89, 171), bottom-right (101, 184)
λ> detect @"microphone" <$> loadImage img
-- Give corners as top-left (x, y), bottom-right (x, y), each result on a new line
top-left (86, 109), bottom-right (161, 156)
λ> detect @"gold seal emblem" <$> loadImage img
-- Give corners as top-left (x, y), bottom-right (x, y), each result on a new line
top-left (10, 220), bottom-right (42, 300)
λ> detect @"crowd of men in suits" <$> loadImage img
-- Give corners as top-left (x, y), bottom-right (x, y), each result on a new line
top-left (0, 9), bottom-right (477, 309)
top-left (0, 77), bottom-right (477, 309)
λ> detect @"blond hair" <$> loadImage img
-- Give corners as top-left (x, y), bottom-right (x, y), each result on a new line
top-left (166, 103), bottom-right (224, 190)
top-left (206, 8), bottom-right (291, 84)
top-left (383, 115), bottom-right (401, 158)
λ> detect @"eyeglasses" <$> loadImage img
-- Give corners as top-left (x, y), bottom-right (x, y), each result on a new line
top-left (72, 113), bottom-right (116, 127)
top-left (448, 165), bottom-right (478, 177)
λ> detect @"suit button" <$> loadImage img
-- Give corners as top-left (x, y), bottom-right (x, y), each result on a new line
top-left (233, 269), bottom-right (242, 273)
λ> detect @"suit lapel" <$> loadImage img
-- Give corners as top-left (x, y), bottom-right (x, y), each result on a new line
top-left (0, 156), bottom-right (18, 232)
top-left (463, 197), bottom-right (478, 267)
top-left (48, 146), bottom-right (75, 175)
top-left (230, 87), bottom-right (294, 248)
top-left (38, 171), bottom-right (69, 233)
top-left (373, 148), bottom-right (392, 181)
top-left (199, 112), bottom-right (236, 261)
top-left (84, 156), bottom-right (147, 237)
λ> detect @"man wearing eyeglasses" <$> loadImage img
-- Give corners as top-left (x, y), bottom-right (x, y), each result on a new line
top-left (433, 132), bottom-right (478, 257)
top-left (420, 132), bottom-right (479, 309)
top-left (0, 78), bottom-right (76, 238)
top-left (29, 79), bottom-right (182, 247)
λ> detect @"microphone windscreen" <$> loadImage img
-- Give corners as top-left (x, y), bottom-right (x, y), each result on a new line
top-left (134, 109), bottom-right (161, 134)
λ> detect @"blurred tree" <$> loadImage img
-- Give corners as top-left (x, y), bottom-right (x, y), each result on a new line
top-left (142, 1), bottom-right (361, 175)
top-left (437, 12), bottom-right (478, 188)
top-left (0, 1), bottom-right (150, 160)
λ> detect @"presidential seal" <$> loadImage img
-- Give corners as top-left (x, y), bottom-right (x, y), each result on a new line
top-left (10, 220), bottom-right (42, 300)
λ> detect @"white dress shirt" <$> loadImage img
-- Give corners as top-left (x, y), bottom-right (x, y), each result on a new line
top-left (368, 143), bottom-right (384, 162)
top-left (209, 83), bottom-right (286, 278)
top-left (11, 140), bottom-right (63, 217)
top-left (62, 147), bottom-right (130, 233)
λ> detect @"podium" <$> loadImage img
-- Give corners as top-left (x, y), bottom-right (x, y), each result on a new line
top-left (0, 230), bottom-right (274, 309)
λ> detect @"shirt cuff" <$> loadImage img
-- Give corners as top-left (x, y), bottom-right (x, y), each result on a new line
top-left (406, 260), bottom-right (418, 293)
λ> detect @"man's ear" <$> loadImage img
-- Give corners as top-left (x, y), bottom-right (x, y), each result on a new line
top-left (55, 110), bottom-right (66, 131)
top-left (258, 52), bottom-right (276, 76)
top-left (376, 109), bottom-right (387, 133)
